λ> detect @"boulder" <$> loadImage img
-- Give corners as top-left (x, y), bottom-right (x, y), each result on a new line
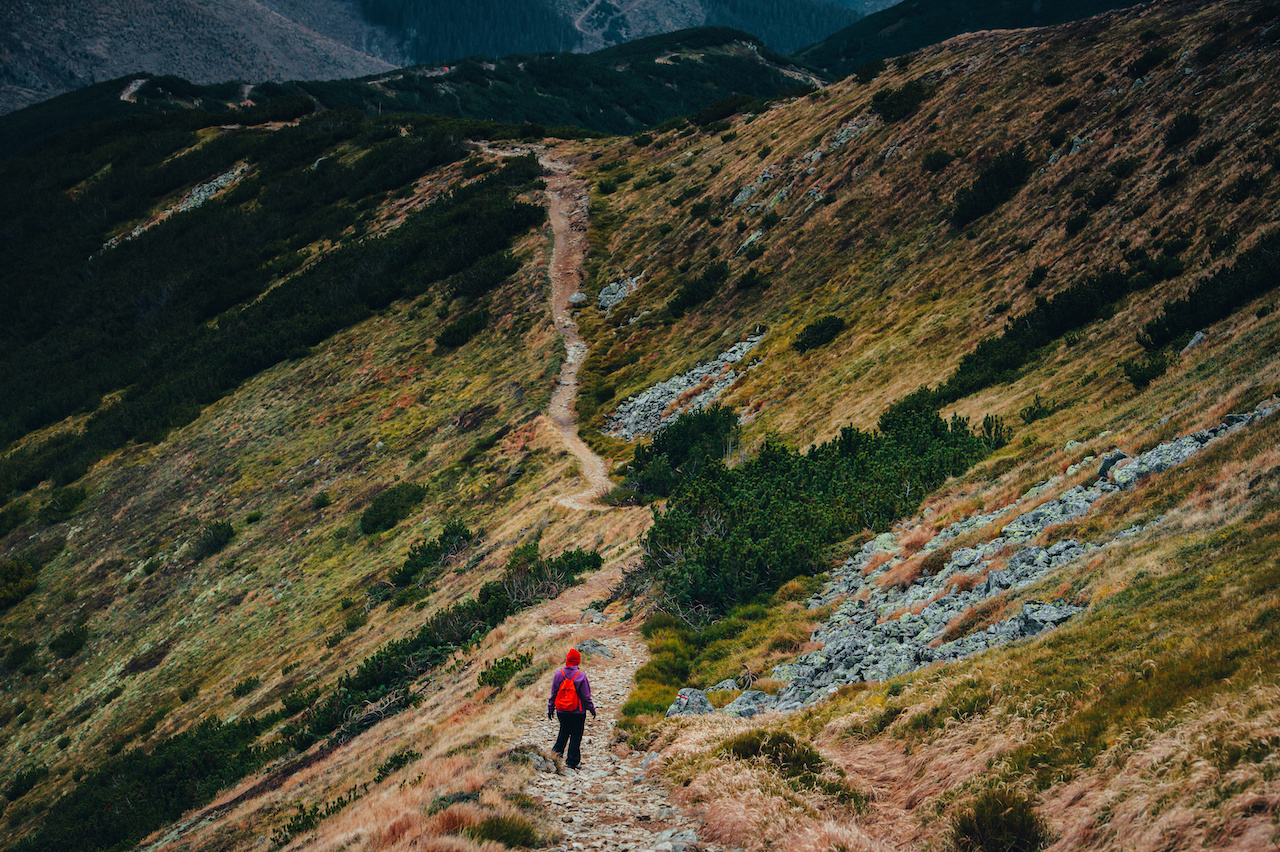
top-left (576, 638), bottom-right (613, 658)
top-left (720, 690), bottom-right (778, 718)
top-left (1180, 330), bottom-right (1208, 354)
top-left (1098, 449), bottom-right (1130, 478)
top-left (707, 678), bottom-right (739, 692)
top-left (665, 688), bottom-right (714, 717)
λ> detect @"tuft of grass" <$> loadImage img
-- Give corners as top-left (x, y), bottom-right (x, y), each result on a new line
top-left (464, 814), bottom-right (544, 847)
top-left (949, 787), bottom-right (1050, 852)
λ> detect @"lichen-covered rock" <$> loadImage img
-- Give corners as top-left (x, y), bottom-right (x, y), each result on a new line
top-left (720, 690), bottom-right (778, 718)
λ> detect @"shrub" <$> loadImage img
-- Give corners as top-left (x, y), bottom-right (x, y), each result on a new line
top-left (244, 510), bottom-right (264, 523)
top-left (854, 59), bottom-right (886, 84)
top-left (478, 651), bottom-right (533, 689)
top-left (922, 148), bottom-right (954, 172)
top-left (1064, 211), bottom-right (1090, 235)
top-left (4, 765), bottom-right (48, 801)
top-left (668, 260), bottom-right (729, 316)
top-left (735, 268), bottom-right (768, 291)
top-left (343, 610), bottom-right (368, 632)
top-left (37, 487), bottom-right (87, 525)
top-left (1128, 44), bottom-right (1173, 77)
top-left (374, 749), bottom-right (422, 783)
top-left (1019, 395), bottom-right (1066, 424)
top-left (950, 145), bottom-right (1035, 228)
top-left (0, 559), bottom-right (37, 611)
top-left (231, 676), bottom-right (261, 698)
top-left (641, 396), bottom-right (992, 620)
top-left (193, 520), bottom-right (235, 559)
top-left (949, 788), bottom-right (1050, 852)
top-left (631, 132), bottom-right (653, 147)
top-left (390, 520), bottom-right (474, 587)
top-left (1165, 111), bottom-right (1201, 147)
top-left (311, 491), bottom-right (332, 510)
top-left (360, 482), bottom-right (428, 535)
top-left (1122, 352), bottom-right (1171, 389)
top-left (48, 625), bottom-right (90, 658)
top-left (871, 79), bottom-right (933, 122)
top-left (435, 308), bottom-right (490, 348)
top-left (0, 501), bottom-right (30, 538)
top-left (793, 315), bottom-right (846, 352)
top-left (1138, 230), bottom-right (1280, 351)
top-left (619, 405), bottom-right (740, 501)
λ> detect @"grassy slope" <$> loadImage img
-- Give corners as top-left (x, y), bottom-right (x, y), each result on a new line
top-left (573, 0), bottom-right (1280, 846)
top-left (1, 0), bottom-right (1278, 849)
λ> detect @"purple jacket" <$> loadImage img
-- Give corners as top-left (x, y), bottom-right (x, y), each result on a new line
top-left (548, 665), bottom-right (595, 716)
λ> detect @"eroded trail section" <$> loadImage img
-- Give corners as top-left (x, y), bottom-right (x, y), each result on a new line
top-left (540, 156), bottom-right (614, 511)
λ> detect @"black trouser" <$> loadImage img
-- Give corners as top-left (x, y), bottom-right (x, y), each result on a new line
top-left (553, 710), bottom-right (587, 768)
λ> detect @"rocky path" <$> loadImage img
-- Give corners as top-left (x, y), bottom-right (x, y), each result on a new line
top-left (525, 638), bottom-right (735, 852)
top-left (539, 155), bottom-right (614, 511)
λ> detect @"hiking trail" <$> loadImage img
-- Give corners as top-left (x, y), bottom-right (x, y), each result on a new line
top-left (540, 155), bottom-right (615, 512)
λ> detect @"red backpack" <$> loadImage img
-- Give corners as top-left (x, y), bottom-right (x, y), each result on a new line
top-left (554, 668), bottom-right (581, 712)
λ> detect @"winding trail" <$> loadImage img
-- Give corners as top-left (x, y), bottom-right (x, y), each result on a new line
top-left (539, 155), bottom-right (615, 511)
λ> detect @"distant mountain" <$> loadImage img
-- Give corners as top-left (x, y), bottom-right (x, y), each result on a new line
top-left (363, 0), bottom-right (863, 61)
top-left (0, 28), bottom-right (821, 155)
top-left (798, 0), bottom-right (1147, 77)
top-left (0, 0), bottom-right (401, 115)
top-left (0, 0), bottom-right (856, 116)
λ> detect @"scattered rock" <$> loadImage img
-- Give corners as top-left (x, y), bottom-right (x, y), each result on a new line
top-left (665, 688), bottom-right (713, 717)
top-left (606, 334), bottom-right (765, 440)
top-left (1181, 330), bottom-right (1208, 354)
top-left (720, 690), bottom-right (778, 718)
top-left (576, 638), bottom-right (613, 658)
top-left (706, 678), bottom-right (739, 692)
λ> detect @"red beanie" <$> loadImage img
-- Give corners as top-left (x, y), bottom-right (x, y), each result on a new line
top-left (565, 648), bottom-right (581, 667)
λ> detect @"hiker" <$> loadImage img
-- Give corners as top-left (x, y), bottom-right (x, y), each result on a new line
top-left (547, 648), bottom-right (597, 770)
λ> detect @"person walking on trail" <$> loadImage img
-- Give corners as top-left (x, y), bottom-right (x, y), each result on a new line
top-left (548, 648), bottom-right (596, 770)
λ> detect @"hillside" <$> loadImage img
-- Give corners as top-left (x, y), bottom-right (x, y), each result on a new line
top-left (797, 0), bottom-right (1147, 78)
top-left (2, 1), bottom-right (1280, 851)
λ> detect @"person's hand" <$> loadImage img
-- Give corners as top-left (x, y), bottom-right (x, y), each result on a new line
top-left (547, 711), bottom-right (553, 720)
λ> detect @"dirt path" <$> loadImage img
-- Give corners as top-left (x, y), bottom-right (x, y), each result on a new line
top-left (539, 156), bottom-right (615, 512)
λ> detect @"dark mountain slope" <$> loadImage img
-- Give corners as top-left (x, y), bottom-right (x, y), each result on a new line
top-left (798, 0), bottom-right (1147, 78)
top-left (0, 28), bottom-right (817, 156)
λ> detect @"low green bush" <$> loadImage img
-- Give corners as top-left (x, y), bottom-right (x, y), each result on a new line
top-left (374, 749), bottom-right (422, 782)
top-left (360, 483), bottom-right (428, 535)
top-left (48, 625), bottom-right (90, 658)
top-left (1165, 110), bottom-right (1201, 147)
top-left (1122, 352), bottom-right (1171, 389)
top-left (231, 676), bottom-right (261, 698)
top-left (793, 315), bottom-right (846, 353)
top-left (37, 487), bottom-right (87, 525)
top-left (478, 651), bottom-right (533, 689)
top-left (950, 144), bottom-right (1035, 228)
top-left (0, 559), bottom-right (37, 610)
top-left (435, 308), bottom-right (490, 348)
top-left (193, 520), bottom-right (235, 559)
top-left (1138, 230), bottom-right (1280, 351)
top-left (870, 79), bottom-right (933, 122)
